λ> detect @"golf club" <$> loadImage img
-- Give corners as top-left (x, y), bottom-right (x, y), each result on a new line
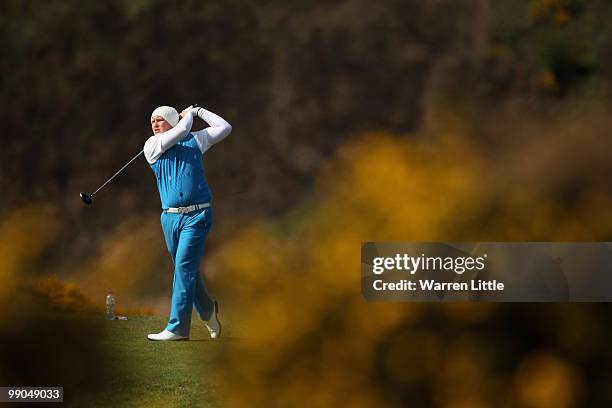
top-left (80, 150), bottom-right (144, 205)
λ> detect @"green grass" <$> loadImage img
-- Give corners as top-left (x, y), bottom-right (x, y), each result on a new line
top-left (67, 316), bottom-right (223, 407)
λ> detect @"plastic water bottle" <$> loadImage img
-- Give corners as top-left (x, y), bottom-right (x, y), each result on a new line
top-left (105, 291), bottom-right (116, 320)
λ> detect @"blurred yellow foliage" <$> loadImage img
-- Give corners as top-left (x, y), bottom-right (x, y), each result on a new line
top-left (0, 206), bottom-right (59, 304)
top-left (515, 352), bottom-right (583, 408)
top-left (530, 0), bottom-right (573, 25)
top-left (74, 216), bottom-right (169, 313)
top-left (29, 275), bottom-right (100, 315)
top-left (536, 71), bottom-right (559, 92)
top-left (209, 125), bottom-right (608, 405)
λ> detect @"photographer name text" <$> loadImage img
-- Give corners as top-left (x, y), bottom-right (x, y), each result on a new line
top-left (373, 279), bottom-right (504, 292)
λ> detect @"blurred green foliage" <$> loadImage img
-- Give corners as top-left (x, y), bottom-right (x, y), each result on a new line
top-left (491, 0), bottom-right (612, 94)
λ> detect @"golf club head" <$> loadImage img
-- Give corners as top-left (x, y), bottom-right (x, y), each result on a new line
top-left (80, 192), bottom-right (93, 205)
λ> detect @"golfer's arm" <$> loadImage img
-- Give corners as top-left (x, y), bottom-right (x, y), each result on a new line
top-left (193, 108), bottom-right (232, 153)
top-left (144, 114), bottom-right (194, 164)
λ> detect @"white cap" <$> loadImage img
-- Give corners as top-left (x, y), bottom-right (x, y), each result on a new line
top-left (151, 106), bottom-right (179, 127)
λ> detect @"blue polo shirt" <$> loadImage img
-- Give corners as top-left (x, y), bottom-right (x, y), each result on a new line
top-left (149, 133), bottom-right (211, 209)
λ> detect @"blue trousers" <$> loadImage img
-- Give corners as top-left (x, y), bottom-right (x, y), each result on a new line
top-left (160, 207), bottom-right (214, 337)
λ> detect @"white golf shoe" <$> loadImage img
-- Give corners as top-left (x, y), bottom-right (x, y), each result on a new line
top-left (147, 329), bottom-right (188, 341)
top-left (205, 301), bottom-right (222, 339)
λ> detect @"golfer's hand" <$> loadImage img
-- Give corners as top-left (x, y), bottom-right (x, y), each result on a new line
top-left (179, 109), bottom-right (196, 118)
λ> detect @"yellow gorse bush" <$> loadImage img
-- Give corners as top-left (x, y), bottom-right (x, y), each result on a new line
top-left (210, 129), bottom-right (608, 406)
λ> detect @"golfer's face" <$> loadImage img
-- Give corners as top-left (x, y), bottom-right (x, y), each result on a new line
top-left (151, 116), bottom-right (172, 134)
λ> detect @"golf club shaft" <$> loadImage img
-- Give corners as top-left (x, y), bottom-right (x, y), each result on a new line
top-left (92, 150), bottom-right (144, 196)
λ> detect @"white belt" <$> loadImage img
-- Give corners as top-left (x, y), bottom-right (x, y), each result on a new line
top-left (165, 203), bottom-right (210, 214)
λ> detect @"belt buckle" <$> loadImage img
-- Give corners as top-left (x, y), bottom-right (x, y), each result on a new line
top-left (177, 206), bottom-right (188, 214)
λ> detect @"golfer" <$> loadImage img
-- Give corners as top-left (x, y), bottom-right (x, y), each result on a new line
top-left (144, 104), bottom-right (232, 341)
